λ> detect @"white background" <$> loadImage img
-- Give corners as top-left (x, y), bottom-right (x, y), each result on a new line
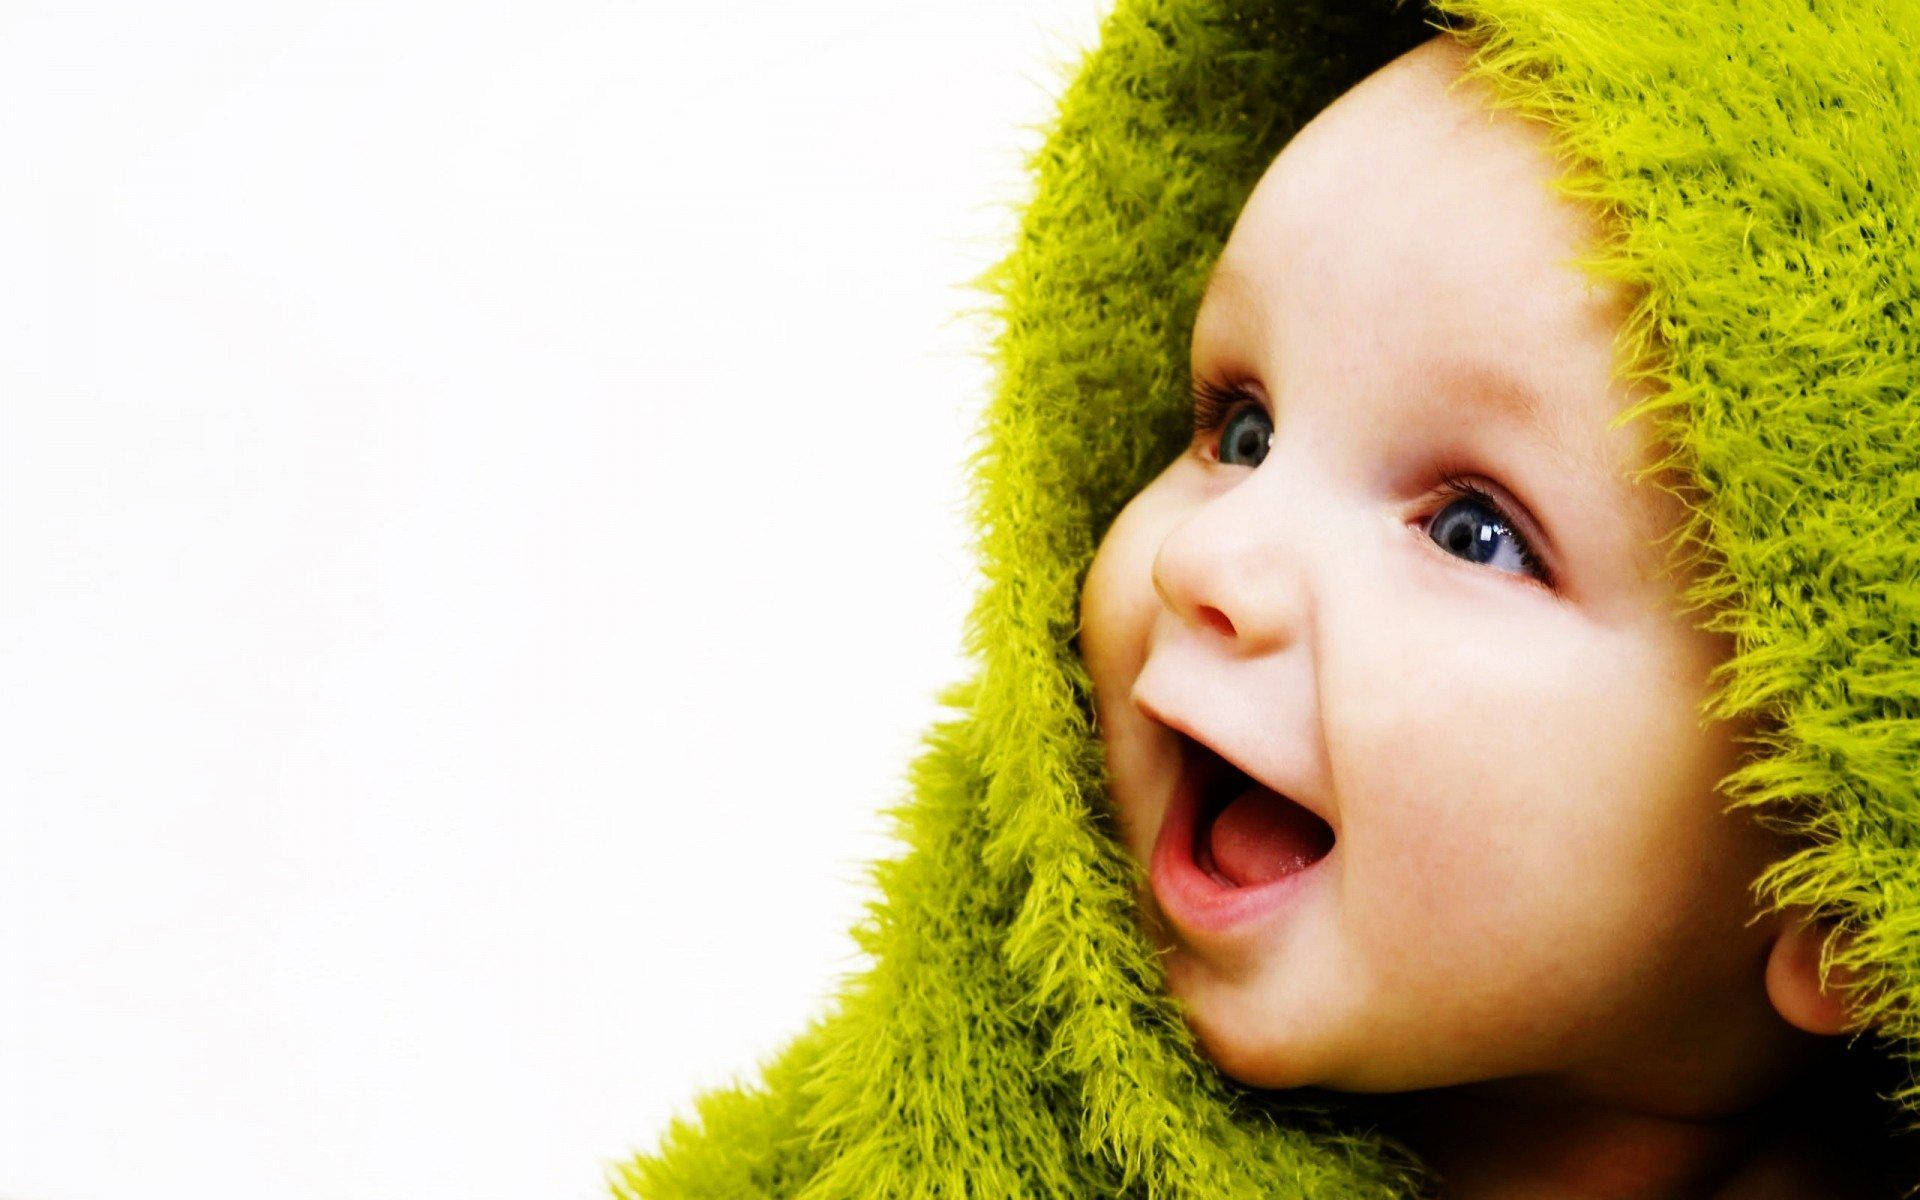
top-left (0, 2), bottom-right (1108, 1197)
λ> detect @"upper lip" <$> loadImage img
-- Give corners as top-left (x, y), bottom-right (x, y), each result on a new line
top-left (1131, 693), bottom-right (1336, 833)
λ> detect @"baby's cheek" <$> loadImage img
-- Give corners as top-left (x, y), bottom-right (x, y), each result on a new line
top-left (1078, 490), bottom-right (1180, 681)
top-left (1335, 651), bottom-right (1684, 1046)
top-left (1346, 795), bottom-right (1552, 1004)
top-left (1340, 820), bottom-right (1662, 1075)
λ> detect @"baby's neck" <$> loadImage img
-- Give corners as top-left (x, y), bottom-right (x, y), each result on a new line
top-left (1357, 1042), bottom-right (1893, 1200)
top-left (1371, 1079), bottom-right (1761, 1199)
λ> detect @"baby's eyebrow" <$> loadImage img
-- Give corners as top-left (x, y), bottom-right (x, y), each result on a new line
top-left (1432, 358), bottom-right (1611, 502)
top-left (1431, 358), bottom-right (1549, 439)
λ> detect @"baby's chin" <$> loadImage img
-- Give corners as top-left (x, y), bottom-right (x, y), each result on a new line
top-left (1161, 948), bottom-right (1344, 1091)
top-left (1163, 950), bottom-right (1483, 1096)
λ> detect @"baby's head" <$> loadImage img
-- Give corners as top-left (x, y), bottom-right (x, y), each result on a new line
top-left (1077, 31), bottom-right (1866, 1118)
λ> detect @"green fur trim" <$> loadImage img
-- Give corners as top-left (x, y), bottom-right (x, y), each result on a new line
top-left (612, 1), bottom-right (1920, 1194)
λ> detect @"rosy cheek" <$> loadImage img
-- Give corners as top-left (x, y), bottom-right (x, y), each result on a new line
top-left (1349, 795), bottom-right (1498, 940)
top-left (1081, 533), bottom-right (1162, 685)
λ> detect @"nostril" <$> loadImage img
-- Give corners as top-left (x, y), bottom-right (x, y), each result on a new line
top-left (1198, 605), bottom-right (1234, 638)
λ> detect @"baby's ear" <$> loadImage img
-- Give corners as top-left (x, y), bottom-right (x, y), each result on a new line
top-left (1765, 909), bottom-right (1868, 1037)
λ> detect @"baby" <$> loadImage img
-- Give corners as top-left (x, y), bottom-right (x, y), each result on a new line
top-left (1077, 32), bottom-right (1901, 1200)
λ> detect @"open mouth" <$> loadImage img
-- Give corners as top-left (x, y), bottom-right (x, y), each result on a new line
top-left (1184, 734), bottom-right (1335, 888)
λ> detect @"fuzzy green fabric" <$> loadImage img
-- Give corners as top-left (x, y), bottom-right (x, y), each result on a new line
top-left (613, 1), bottom-right (1920, 1195)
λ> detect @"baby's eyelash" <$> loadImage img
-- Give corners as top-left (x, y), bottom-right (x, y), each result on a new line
top-left (1187, 373), bottom-right (1554, 588)
top-left (1190, 374), bottom-right (1252, 434)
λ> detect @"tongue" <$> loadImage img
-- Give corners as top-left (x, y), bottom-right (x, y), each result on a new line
top-left (1207, 783), bottom-right (1334, 887)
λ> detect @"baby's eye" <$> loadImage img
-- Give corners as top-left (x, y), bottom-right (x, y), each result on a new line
top-left (1191, 378), bottom-right (1271, 468)
top-left (1425, 480), bottom-right (1552, 586)
top-left (1215, 407), bottom-right (1271, 468)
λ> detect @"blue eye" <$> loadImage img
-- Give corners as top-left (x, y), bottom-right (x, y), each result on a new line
top-left (1426, 480), bottom-right (1551, 585)
top-left (1216, 406), bottom-right (1271, 468)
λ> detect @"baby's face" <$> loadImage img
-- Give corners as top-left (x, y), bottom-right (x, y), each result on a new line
top-left (1078, 35), bottom-right (1803, 1097)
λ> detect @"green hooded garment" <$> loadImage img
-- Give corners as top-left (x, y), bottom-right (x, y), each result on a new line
top-left (615, 1), bottom-right (1920, 1195)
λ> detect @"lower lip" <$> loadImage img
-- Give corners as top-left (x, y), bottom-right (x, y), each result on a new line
top-left (1148, 750), bottom-right (1331, 937)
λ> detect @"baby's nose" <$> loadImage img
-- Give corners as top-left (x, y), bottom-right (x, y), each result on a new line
top-left (1150, 487), bottom-right (1314, 654)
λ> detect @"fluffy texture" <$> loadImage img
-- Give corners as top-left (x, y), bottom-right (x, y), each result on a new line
top-left (611, 1), bottom-right (1920, 1195)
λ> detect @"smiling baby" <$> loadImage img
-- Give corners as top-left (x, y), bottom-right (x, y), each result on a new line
top-left (1077, 31), bottom-right (1908, 1200)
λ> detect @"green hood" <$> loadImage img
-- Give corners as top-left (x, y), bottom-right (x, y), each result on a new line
top-left (615, 1), bottom-right (1920, 1195)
